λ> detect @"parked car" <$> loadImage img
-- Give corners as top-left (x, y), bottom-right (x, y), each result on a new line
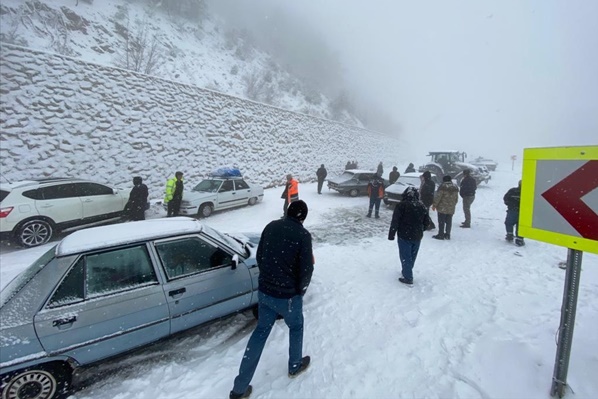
top-left (173, 176), bottom-right (264, 218)
top-left (383, 172), bottom-right (440, 206)
top-left (470, 156), bottom-right (498, 171)
top-left (0, 217), bottom-right (259, 399)
top-left (327, 170), bottom-right (388, 197)
top-left (0, 178), bottom-right (129, 248)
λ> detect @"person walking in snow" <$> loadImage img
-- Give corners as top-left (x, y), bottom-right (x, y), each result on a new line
top-left (459, 169), bottom-right (477, 228)
top-left (316, 164), bottom-right (327, 194)
top-left (125, 176), bottom-right (149, 221)
top-left (388, 187), bottom-right (430, 285)
top-left (432, 175), bottom-right (459, 240)
top-left (230, 200), bottom-right (314, 399)
top-left (164, 171), bottom-right (184, 217)
top-left (420, 171), bottom-right (436, 230)
top-left (366, 172), bottom-right (385, 218)
top-left (503, 180), bottom-right (525, 246)
top-left (388, 166), bottom-right (400, 185)
top-left (377, 162), bottom-right (384, 177)
top-left (281, 174), bottom-right (299, 217)
top-left (404, 163), bottom-right (416, 174)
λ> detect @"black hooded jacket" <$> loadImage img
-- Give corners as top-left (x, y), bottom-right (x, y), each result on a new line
top-left (504, 186), bottom-right (521, 211)
top-left (420, 177), bottom-right (435, 208)
top-left (257, 216), bottom-right (314, 299)
top-left (388, 190), bottom-right (430, 241)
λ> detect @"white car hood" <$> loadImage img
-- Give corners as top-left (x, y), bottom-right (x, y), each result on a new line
top-left (183, 190), bottom-right (218, 203)
top-left (385, 181), bottom-right (416, 195)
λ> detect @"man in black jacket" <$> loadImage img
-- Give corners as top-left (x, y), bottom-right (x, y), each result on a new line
top-left (459, 169), bottom-right (477, 228)
top-left (230, 200), bottom-right (314, 399)
top-left (388, 166), bottom-right (400, 185)
top-left (504, 180), bottom-right (524, 246)
top-left (388, 187), bottom-right (430, 285)
top-left (316, 164), bottom-right (327, 194)
top-left (420, 171), bottom-right (436, 230)
top-left (125, 176), bottom-right (149, 221)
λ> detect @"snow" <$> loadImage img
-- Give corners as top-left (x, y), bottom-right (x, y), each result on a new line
top-left (1, 166), bottom-right (597, 399)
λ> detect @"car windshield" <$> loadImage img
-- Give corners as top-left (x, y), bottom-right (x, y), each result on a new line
top-left (336, 172), bottom-right (356, 181)
top-left (202, 224), bottom-right (246, 256)
top-left (192, 179), bottom-right (222, 193)
top-left (0, 246), bottom-right (56, 306)
top-left (396, 176), bottom-right (421, 186)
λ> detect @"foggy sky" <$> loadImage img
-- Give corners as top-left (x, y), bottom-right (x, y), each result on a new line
top-left (210, 0), bottom-right (597, 160)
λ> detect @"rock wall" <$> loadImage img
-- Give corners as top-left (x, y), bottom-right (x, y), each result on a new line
top-left (0, 44), bottom-right (402, 198)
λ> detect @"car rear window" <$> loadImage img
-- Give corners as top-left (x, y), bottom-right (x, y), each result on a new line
top-left (0, 190), bottom-right (9, 202)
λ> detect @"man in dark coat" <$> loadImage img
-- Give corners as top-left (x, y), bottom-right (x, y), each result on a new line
top-left (126, 176), bottom-right (149, 221)
top-left (504, 180), bottom-right (524, 246)
top-left (377, 162), bottom-right (384, 177)
top-left (366, 173), bottom-right (385, 218)
top-left (230, 200), bottom-right (314, 399)
top-left (459, 169), bottom-right (477, 228)
top-left (405, 163), bottom-right (416, 173)
top-left (388, 166), bottom-right (400, 185)
top-left (388, 187), bottom-right (430, 285)
top-left (316, 164), bottom-right (327, 194)
top-left (420, 171), bottom-right (436, 230)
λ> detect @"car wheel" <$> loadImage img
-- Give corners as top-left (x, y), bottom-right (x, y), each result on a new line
top-left (198, 203), bottom-right (213, 218)
top-left (349, 189), bottom-right (359, 197)
top-left (15, 219), bottom-right (54, 248)
top-left (2, 363), bottom-right (71, 399)
top-left (248, 197), bottom-right (257, 206)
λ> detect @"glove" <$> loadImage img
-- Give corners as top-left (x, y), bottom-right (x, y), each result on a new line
top-left (388, 234), bottom-right (395, 241)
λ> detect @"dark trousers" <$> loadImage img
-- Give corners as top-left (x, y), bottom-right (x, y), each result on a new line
top-left (368, 197), bottom-right (381, 216)
top-left (129, 208), bottom-right (145, 221)
top-left (462, 195), bottom-right (475, 225)
top-left (167, 198), bottom-right (181, 217)
top-left (317, 179), bottom-right (325, 194)
top-left (425, 206), bottom-right (435, 229)
top-left (437, 213), bottom-right (453, 236)
top-left (397, 238), bottom-right (421, 281)
top-left (232, 292), bottom-right (304, 395)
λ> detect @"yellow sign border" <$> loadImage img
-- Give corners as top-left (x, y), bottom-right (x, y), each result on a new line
top-left (519, 146), bottom-right (598, 254)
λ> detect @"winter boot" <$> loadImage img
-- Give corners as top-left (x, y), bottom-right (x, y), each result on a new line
top-left (230, 385), bottom-right (252, 399)
top-left (289, 356), bottom-right (311, 378)
top-left (460, 223), bottom-right (470, 228)
top-left (444, 233), bottom-right (451, 240)
top-left (399, 277), bottom-right (413, 285)
top-left (375, 213), bottom-right (380, 219)
top-left (432, 233), bottom-right (444, 240)
top-left (505, 233), bottom-right (514, 242)
top-left (366, 212), bottom-right (372, 218)
top-left (515, 237), bottom-right (525, 247)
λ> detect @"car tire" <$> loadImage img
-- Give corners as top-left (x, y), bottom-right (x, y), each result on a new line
top-left (1, 363), bottom-right (72, 399)
top-left (248, 197), bottom-right (257, 206)
top-left (349, 189), bottom-right (359, 197)
top-left (15, 219), bottom-right (54, 248)
top-left (198, 203), bottom-right (213, 218)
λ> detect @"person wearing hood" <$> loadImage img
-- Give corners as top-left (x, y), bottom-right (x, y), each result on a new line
top-left (126, 176), bottom-right (149, 221)
top-left (230, 200), bottom-right (314, 399)
top-left (388, 166), bottom-right (400, 185)
top-left (388, 187), bottom-right (430, 285)
top-left (420, 171), bottom-right (436, 230)
top-left (432, 175), bottom-right (459, 240)
top-left (404, 163), bottom-right (416, 174)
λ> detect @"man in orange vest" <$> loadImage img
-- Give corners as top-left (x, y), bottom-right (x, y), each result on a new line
top-left (281, 174), bottom-right (299, 217)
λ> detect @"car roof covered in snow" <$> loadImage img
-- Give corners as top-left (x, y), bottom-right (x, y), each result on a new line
top-left (56, 217), bottom-right (204, 257)
top-left (341, 169), bottom-right (377, 174)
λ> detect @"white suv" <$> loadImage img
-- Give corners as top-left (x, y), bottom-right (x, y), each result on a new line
top-left (0, 178), bottom-right (129, 247)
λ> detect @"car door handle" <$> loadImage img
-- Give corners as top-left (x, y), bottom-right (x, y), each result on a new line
top-left (169, 287), bottom-right (186, 298)
top-left (82, 199), bottom-right (93, 202)
top-left (52, 316), bottom-right (77, 328)
top-left (232, 192), bottom-right (236, 195)
top-left (39, 204), bottom-right (53, 208)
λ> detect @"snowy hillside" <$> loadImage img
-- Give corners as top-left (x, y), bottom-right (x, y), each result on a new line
top-left (0, 0), bottom-right (362, 126)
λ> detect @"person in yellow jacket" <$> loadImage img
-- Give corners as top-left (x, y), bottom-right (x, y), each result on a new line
top-left (281, 174), bottom-right (299, 217)
top-left (164, 171), bottom-right (184, 217)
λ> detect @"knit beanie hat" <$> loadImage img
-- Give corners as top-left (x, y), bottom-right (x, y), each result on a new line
top-left (443, 175), bottom-right (452, 182)
top-left (287, 200), bottom-right (308, 221)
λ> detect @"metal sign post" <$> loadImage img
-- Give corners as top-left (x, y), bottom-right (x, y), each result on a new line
top-left (511, 154), bottom-right (517, 170)
top-left (550, 249), bottom-right (583, 398)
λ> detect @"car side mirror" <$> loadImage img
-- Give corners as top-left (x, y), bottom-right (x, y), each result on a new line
top-left (231, 254), bottom-right (239, 270)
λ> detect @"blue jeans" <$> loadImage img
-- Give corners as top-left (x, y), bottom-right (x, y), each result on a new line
top-left (232, 292), bottom-right (304, 394)
top-left (397, 238), bottom-right (421, 281)
top-left (505, 209), bottom-right (520, 236)
top-left (368, 197), bottom-right (381, 216)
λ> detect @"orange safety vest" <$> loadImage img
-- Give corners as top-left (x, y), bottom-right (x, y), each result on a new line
top-left (287, 178), bottom-right (299, 202)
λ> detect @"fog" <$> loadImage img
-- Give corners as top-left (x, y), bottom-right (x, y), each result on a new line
top-left (208, 0), bottom-right (598, 161)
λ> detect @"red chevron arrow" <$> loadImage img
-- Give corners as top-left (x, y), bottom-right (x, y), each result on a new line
top-left (541, 160), bottom-right (598, 240)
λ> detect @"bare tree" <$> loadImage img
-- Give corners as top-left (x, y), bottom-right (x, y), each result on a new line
top-left (117, 14), bottom-right (164, 76)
